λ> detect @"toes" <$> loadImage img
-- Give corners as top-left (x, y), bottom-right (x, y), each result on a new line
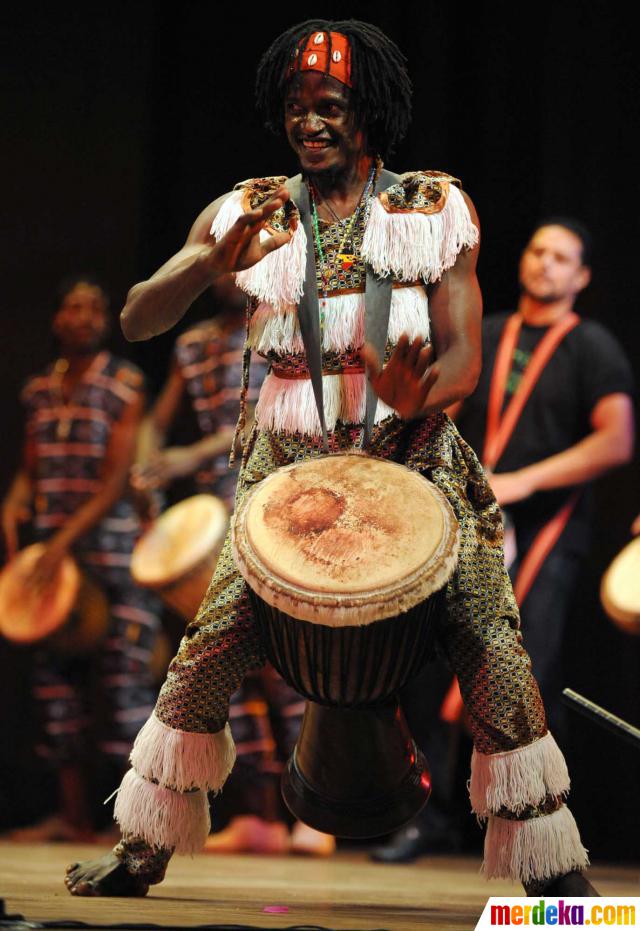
top-left (72, 880), bottom-right (96, 897)
top-left (66, 863), bottom-right (79, 872)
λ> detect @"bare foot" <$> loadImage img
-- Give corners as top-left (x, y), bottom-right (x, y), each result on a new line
top-left (64, 851), bottom-right (149, 897)
top-left (11, 813), bottom-right (90, 843)
top-left (203, 815), bottom-right (290, 854)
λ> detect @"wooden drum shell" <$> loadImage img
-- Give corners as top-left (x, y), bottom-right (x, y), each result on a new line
top-left (0, 544), bottom-right (109, 655)
top-left (248, 587), bottom-right (443, 708)
top-left (600, 537), bottom-right (640, 636)
top-left (131, 494), bottom-right (229, 621)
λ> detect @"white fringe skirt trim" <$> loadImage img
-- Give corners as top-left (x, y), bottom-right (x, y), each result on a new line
top-left (247, 286), bottom-right (430, 357)
top-left (210, 190), bottom-right (306, 310)
top-left (129, 712), bottom-right (236, 793)
top-left (255, 370), bottom-right (395, 436)
top-left (114, 768), bottom-right (211, 855)
top-left (469, 732), bottom-right (570, 818)
top-left (362, 185), bottom-right (479, 283)
top-left (483, 805), bottom-right (589, 882)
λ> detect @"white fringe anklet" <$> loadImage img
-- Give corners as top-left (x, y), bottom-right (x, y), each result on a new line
top-left (129, 713), bottom-right (236, 793)
top-left (114, 769), bottom-right (210, 855)
top-left (470, 732), bottom-right (570, 817)
top-left (483, 804), bottom-right (589, 882)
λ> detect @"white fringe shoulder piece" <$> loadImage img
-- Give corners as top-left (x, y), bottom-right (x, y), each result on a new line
top-left (210, 181), bottom-right (306, 311)
top-left (211, 171), bottom-right (478, 308)
top-left (361, 171), bottom-right (479, 283)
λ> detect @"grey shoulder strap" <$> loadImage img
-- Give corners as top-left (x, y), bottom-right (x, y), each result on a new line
top-left (285, 168), bottom-right (401, 452)
top-left (285, 174), bottom-right (329, 452)
top-left (363, 167), bottom-right (400, 447)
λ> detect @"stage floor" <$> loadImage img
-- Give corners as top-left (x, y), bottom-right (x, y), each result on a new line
top-left (0, 842), bottom-right (637, 930)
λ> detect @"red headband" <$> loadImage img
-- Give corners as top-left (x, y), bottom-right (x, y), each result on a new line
top-left (290, 31), bottom-right (352, 88)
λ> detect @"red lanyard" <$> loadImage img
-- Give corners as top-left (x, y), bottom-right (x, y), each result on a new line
top-left (483, 312), bottom-right (581, 471)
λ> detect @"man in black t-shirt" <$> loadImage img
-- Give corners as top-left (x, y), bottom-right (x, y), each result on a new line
top-left (458, 218), bottom-right (635, 737)
top-left (374, 218), bottom-right (634, 866)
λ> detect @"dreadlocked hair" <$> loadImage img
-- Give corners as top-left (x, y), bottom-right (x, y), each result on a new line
top-left (255, 20), bottom-right (412, 163)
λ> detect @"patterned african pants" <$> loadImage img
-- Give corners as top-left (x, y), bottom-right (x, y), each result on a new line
top-left (156, 413), bottom-right (545, 751)
top-left (115, 414), bottom-right (588, 885)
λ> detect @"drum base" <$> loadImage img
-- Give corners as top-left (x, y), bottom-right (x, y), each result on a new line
top-left (281, 700), bottom-right (431, 839)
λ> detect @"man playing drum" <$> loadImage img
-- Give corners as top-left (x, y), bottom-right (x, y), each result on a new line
top-left (2, 277), bottom-right (161, 842)
top-left (65, 20), bottom-right (597, 897)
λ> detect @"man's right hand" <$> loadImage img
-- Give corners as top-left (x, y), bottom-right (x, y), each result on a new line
top-left (206, 186), bottom-right (294, 278)
top-left (1, 498), bottom-right (31, 560)
top-left (131, 447), bottom-right (202, 491)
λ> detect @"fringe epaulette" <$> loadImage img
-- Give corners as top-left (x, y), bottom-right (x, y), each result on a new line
top-left (362, 170), bottom-right (478, 283)
top-left (233, 176), bottom-right (299, 234)
top-left (378, 170), bottom-right (461, 215)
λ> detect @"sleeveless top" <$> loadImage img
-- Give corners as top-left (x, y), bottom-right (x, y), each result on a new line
top-left (211, 171), bottom-right (478, 437)
top-left (21, 351), bottom-right (144, 563)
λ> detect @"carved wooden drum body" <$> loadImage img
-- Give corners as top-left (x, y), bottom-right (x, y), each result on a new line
top-left (0, 543), bottom-right (109, 654)
top-left (131, 494), bottom-right (229, 620)
top-left (233, 453), bottom-right (459, 838)
top-left (601, 537), bottom-right (640, 636)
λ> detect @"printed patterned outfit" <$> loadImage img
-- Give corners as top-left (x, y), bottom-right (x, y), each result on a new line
top-left (112, 172), bottom-right (589, 886)
top-left (22, 352), bottom-right (160, 765)
top-left (173, 322), bottom-right (304, 821)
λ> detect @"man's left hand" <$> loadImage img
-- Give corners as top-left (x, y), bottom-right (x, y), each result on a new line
top-left (361, 335), bottom-right (439, 420)
top-left (487, 469), bottom-right (535, 506)
top-left (30, 536), bottom-right (70, 590)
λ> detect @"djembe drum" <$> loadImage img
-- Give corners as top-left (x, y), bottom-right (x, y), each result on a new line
top-left (600, 537), bottom-right (640, 636)
top-left (131, 494), bottom-right (229, 620)
top-left (0, 543), bottom-right (109, 654)
top-left (232, 453), bottom-right (460, 838)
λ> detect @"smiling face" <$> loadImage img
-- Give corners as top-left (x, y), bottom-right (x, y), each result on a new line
top-left (519, 225), bottom-right (591, 304)
top-left (284, 71), bottom-right (368, 177)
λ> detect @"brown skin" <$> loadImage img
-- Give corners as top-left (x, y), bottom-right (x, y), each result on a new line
top-left (66, 70), bottom-right (483, 897)
top-left (3, 285), bottom-right (145, 587)
top-left (131, 279), bottom-right (246, 500)
top-left (469, 226), bottom-right (634, 505)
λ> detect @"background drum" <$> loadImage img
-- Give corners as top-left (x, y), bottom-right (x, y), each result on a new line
top-left (233, 453), bottom-right (459, 838)
top-left (600, 537), bottom-right (640, 635)
top-left (0, 543), bottom-right (109, 654)
top-left (131, 494), bottom-right (228, 620)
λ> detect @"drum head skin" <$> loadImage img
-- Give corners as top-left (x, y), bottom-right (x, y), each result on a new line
top-left (0, 543), bottom-right (79, 644)
top-left (601, 537), bottom-right (640, 635)
top-left (131, 494), bottom-right (228, 588)
top-left (233, 454), bottom-right (459, 626)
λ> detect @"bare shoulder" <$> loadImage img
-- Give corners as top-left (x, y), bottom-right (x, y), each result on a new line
top-left (459, 189), bottom-right (480, 229)
top-left (186, 192), bottom-right (234, 245)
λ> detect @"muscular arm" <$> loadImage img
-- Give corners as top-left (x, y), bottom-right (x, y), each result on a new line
top-left (121, 200), bottom-right (227, 342)
top-left (362, 192), bottom-right (482, 419)
top-left (121, 188), bottom-right (293, 342)
top-left (489, 393), bottom-right (635, 505)
top-left (421, 192), bottom-right (482, 413)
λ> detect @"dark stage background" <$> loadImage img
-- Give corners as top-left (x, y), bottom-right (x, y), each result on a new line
top-left (1, 2), bottom-right (638, 860)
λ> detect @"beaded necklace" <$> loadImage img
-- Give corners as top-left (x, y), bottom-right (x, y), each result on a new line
top-left (308, 161), bottom-right (378, 333)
